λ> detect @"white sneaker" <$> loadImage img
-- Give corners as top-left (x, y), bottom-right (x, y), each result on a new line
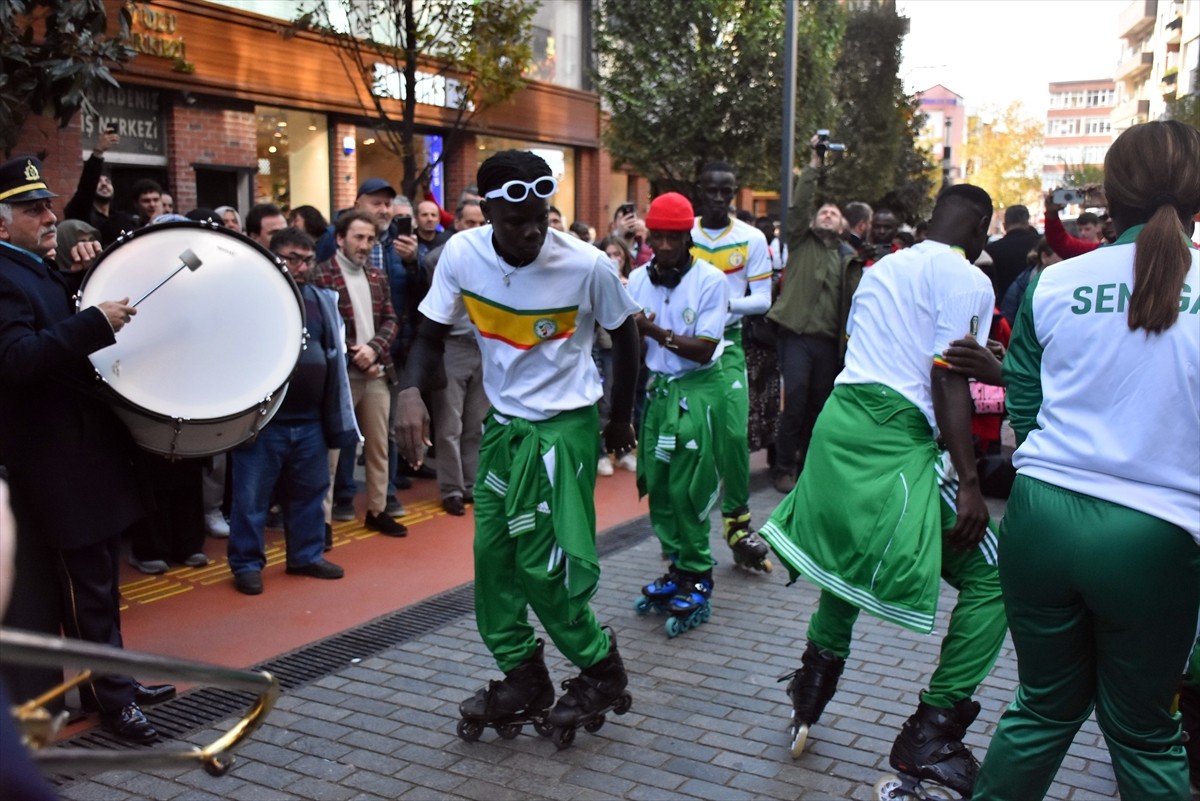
top-left (597, 456), bottom-right (614, 476)
top-left (205, 510), bottom-right (230, 538)
top-left (616, 452), bottom-right (637, 472)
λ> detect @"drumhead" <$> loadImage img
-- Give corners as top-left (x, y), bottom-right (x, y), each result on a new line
top-left (79, 221), bottom-right (304, 421)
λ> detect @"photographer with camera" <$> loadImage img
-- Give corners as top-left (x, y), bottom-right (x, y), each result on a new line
top-left (765, 132), bottom-right (864, 495)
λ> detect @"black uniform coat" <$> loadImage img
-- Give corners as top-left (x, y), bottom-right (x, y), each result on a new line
top-left (0, 243), bottom-right (145, 549)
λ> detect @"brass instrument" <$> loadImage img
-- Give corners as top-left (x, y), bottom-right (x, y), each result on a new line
top-left (1, 626), bottom-right (278, 776)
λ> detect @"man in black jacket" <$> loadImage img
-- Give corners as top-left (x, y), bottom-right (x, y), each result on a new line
top-left (982, 204), bottom-right (1040, 302)
top-left (0, 156), bottom-right (172, 742)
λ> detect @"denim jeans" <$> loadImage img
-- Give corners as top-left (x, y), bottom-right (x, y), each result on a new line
top-left (229, 420), bottom-right (329, 573)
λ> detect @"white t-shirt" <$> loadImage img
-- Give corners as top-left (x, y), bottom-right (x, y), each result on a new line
top-left (419, 226), bottom-right (641, 421)
top-left (691, 216), bottom-right (772, 326)
top-left (1013, 240), bottom-right (1200, 542)
top-left (836, 240), bottom-right (995, 434)
top-left (627, 258), bottom-right (728, 378)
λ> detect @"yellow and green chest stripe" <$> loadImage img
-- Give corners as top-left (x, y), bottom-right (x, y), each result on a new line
top-left (462, 289), bottom-right (578, 350)
top-left (691, 241), bottom-right (749, 276)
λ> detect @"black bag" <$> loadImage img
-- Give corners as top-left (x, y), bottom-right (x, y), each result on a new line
top-left (977, 452), bottom-right (1015, 499)
top-left (743, 314), bottom-right (778, 348)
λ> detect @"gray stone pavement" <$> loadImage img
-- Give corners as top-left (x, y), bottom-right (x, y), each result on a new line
top-left (55, 470), bottom-right (1124, 801)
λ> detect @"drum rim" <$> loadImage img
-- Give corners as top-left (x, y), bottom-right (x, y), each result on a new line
top-left (77, 219), bottom-right (304, 310)
top-left (94, 375), bottom-right (291, 425)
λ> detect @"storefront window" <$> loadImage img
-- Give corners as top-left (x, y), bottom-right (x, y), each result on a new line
top-left (476, 135), bottom-right (577, 226)
top-left (255, 106), bottom-right (331, 217)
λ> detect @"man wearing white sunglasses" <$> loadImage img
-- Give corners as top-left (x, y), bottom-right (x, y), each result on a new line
top-left (396, 150), bottom-right (642, 747)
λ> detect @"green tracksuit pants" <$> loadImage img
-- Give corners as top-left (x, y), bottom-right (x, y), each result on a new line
top-left (637, 368), bottom-right (724, 575)
top-left (714, 327), bottom-right (750, 516)
top-left (975, 475), bottom-right (1200, 801)
top-left (473, 406), bottom-right (611, 673)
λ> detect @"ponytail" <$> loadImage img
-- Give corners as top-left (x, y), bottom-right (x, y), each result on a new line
top-left (1127, 202), bottom-right (1190, 334)
top-left (1102, 120), bottom-right (1200, 335)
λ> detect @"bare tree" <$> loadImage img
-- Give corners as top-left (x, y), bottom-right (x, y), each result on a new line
top-left (289, 0), bottom-right (538, 197)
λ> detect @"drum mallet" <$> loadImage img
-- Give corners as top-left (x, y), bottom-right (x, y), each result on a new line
top-left (132, 249), bottom-right (203, 307)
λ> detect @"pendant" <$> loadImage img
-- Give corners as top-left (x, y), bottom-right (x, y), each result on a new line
top-left (503, 274), bottom-right (510, 286)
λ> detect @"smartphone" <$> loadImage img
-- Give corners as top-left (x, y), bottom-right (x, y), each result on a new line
top-left (1052, 188), bottom-right (1087, 206)
top-left (105, 125), bottom-right (117, 134)
top-left (617, 202), bottom-right (636, 218)
top-left (389, 214), bottom-right (412, 238)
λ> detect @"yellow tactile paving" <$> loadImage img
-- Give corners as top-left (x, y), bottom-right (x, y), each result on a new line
top-left (119, 503), bottom-right (456, 607)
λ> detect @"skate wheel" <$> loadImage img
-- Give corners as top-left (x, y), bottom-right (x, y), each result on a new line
top-left (761, 559), bottom-right (773, 573)
top-left (583, 714), bottom-right (605, 733)
top-left (552, 725), bottom-right (576, 750)
top-left (873, 774), bottom-right (904, 800)
top-left (613, 692), bottom-right (633, 715)
top-left (533, 719), bottom-right (554, 738)
top-left (634, 596), bottom-right (653, 615)
top-left (496, 722), bottom-right (521, 740)
top-left (665, 617), bottom-right (682, 638)
top-left (457, 719), bottom-right (484, 743)
top-left (789, 723), bottom-right (810, 759)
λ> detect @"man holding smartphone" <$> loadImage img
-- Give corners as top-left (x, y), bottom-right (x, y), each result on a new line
top-left (612, 202), bottom-right (653, 267)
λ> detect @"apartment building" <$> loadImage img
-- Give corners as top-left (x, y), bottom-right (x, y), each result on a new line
top-left (1042, 80), bottom-right (1116, 192)
top-left (1113, 0), bottom-right (1199, 131)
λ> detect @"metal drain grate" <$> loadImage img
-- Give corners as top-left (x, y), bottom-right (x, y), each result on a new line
top-left (51, 514), bottom-right (653, 782)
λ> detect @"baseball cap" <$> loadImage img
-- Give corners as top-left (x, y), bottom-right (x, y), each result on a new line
top-left (357, 178), bottom-right (397, 199)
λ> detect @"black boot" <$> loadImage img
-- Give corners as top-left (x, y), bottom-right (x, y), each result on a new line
top-left (459, 639), bottom-right (554, 722)
top-left (548, 628), bottom-right (630, 728)
top-left (781, 641), bottom-right (846, 727)
top-left (889, 698), bottom-right (981, 797)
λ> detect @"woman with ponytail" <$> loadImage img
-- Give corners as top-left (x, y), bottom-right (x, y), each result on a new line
top-left (975, 120), bottom-right (1200, 801)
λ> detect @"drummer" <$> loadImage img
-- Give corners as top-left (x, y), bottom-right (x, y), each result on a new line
top-left (0, 155), bottom-right (174, 743)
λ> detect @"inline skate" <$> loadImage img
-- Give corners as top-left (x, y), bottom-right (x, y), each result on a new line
top-left (779, 640), bottom-right (845, 757)
top-left (723, 509), bottom-right (773, 573)
top-left (874, 698), bottom-right (982, 799)
top-left (634, 569), bottom-right (680, 616)
top-left (664, 570), bottom-right (713, 638)
top-left (547, 628), bottom-right (632, 749)
top-left (457, 639), bottom-right (555, 742)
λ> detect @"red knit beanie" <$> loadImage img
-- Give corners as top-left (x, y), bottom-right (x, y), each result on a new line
top-left (644, 192), bottom-right (695, 231)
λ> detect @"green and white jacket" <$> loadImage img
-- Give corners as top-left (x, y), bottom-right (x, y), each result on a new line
top-left (1005, 225), bottom-right (1200, 543)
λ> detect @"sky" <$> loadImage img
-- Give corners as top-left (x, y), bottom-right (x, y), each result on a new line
top-left (897, 0), bottom-right (1127, 117)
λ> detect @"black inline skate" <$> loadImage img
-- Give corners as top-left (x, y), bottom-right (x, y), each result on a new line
top-left (634, 569), bottom-right (680, 616)
top-left (723, 509), bottom-right (773, 573)
top-left (779, 640), bottom-right (846, 757)
top-left (457, 639), bottom-right (555, 743)
top-left (875, 698), bottom-right (982, 799)
top-left (546, 628), bottom-right (632, 749)
top-left (664, 569), bottom-right (713, 638)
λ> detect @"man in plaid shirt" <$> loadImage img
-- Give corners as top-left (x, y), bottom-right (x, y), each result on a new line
top-left (311, 210), bottom-right (407, 536)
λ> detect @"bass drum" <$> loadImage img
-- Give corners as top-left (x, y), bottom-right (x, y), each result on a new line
top-left (76, 220), bottom-right (305, 457)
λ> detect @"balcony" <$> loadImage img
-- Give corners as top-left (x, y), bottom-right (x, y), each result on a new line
top-left (1118, 0), bottom-right (1157, 39)
top-left (1112, 98), bottom-right (1151, 128)
top-left (1116, 49), bottom-right (1154, 81)
top-left (1161, 68), bottom-right (1179, 98)
top-left (1165, 12), bottom-right (1183, 43)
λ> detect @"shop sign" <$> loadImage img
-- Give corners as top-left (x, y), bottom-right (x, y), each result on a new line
top-left (372, 63), bottom-right (473, 111)
top-left (126, 2), bottom-right (193, 72)
top-left (81, 87), bottom-right (166, 158)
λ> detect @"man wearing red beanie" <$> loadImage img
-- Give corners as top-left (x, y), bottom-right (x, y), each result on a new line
top-left (627, 192), bottom-right (731, 638)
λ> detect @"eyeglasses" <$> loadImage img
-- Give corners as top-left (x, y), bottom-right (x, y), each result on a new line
top-left (483, 176), bottom-right (558, 203)
top-left (278, 252), bottom-right (316, 268)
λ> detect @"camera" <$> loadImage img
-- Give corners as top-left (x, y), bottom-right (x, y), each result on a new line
top-left (1051, 188), bottom-right (1087, 206)
top-left (387, 214), bottom-right (412, 239)
top-left (814, 129), bottom-right (846, 159)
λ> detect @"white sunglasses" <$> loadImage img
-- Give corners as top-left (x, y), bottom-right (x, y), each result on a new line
top-left (483, 176), bottom-right (558, 203)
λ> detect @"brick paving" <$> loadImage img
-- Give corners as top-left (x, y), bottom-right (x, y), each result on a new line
top-left (56, 470), bottom-right (1125, 801)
